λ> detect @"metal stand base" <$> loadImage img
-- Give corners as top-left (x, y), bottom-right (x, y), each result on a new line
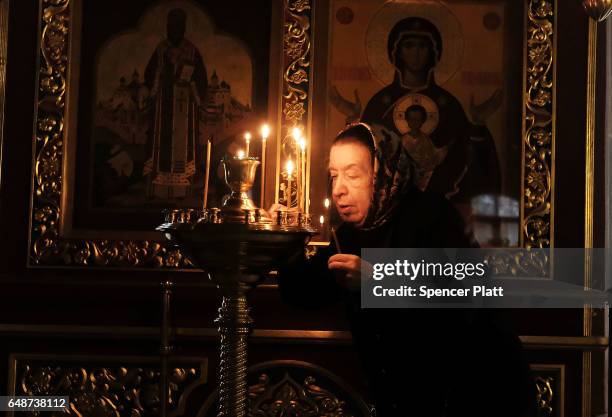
top-left (215, 285), bottom-right (253, 417)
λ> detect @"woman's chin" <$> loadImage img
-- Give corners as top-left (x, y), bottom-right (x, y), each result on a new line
top-left (341, 213), bottom-right (365, 226)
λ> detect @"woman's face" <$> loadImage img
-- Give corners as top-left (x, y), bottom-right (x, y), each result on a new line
top-left (397, 36), bottom-right (432, 73)
top-left (329, 141), bottom-right (374, 227)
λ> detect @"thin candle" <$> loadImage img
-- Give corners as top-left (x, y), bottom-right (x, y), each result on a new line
top-left (260, 124), bottom-right (269, 208)
top-left (291, 127), bottom-right (301, 209)
top-left (286, 160), bottom-right (294, 178)
top-left (286, 160), bottom-right (294, 209)
top-left (293, 131), bottom-right (304, 211)
top-left (244, 132), bottom-right (251, 157)
top-left (293, 131), bottom-right (302, 212)
top-left (291, 127), bottom-right (302, 142)
top-left (331, 226), bottom-right (342, 253)
top-left (203, 137), bottom-right (212, 209)
top-left (296, 152), bottom-right (302, 212)
top-left (323, 198), bottom-right (331, 240)
top-left (300, 138), bottom-right (306, 213)
top-left (319, 215), bottom-right (325, 237)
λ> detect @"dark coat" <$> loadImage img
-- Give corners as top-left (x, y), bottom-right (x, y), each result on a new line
top-left (278, 189), bottom-right (533, 417)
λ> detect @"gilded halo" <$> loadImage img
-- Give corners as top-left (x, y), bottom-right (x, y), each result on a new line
top-left (391, 93), bottom-right (440, 135)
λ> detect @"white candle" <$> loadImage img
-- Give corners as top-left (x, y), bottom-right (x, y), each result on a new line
top-left (203, 138), bottom-right (212, 209)
top-left (286, 160), bottom-right (294, 209)
top-left (260, 124), bottom-right (270, 208)
top-left (296, 155), bottom-right (302, 211)
top-left (323, 198), bottom-right (330, 239)
top-left (261, 125), bottom-right (270, 139)
top-left (292, 129), bottom-right (302, 212)
top-left (299, 138), bottom-right (306, 212)
top-left (244, 132), bottom-right (251, 158)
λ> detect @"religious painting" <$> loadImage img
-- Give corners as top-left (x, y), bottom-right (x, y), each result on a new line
top-left (313, 0), bottom-right (524, 247)
top-left (28, 0), bottom-right (303, 268)
top-left (64, 0), bottom-right (275, 233)
top-left (91, 2), bottom-right (254, 210)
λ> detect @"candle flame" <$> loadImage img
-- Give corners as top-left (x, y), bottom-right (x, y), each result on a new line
top-left (237, 150), bottom-right (245, 159)
top-left (324, 198), bottom-right (330, 209)
top-left (244, 132), bottom-right (251, 142)
top-left (292, 127), bottom-right (302, 142)
top-left (299, 138), bottom-right (306, 151)
top-left (261, 124), bottom-right (270, 139)
top-left (286, 160), bottom-right (294, 177)
top-left (319, 215), bottom-right (324, 225)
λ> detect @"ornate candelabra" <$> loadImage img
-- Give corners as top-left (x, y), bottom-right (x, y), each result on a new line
top-left (157, 156), bottom-right (314, 417)
top-left (583, 0), bottom-right (612, 21)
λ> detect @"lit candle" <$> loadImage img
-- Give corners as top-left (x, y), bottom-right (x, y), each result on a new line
top-left (323, 198), bottom-right (330, 240)
top-left (203, 137), bottom-right (212, 209)
top-left (299, 138), bottom-right (306, 213)
top-left (291, 127), bottom-right (302, 142)
top-left (319, 215), bottom-right (324, 226)
top-left (244, 132), bottom-right (251, 157)
top-left (292, 128), bottom-right (302, 211)
top-left (237, 149), bottom-right (245, 159)
top-left (286, 160), bottom-right (294, 209)
top-left (260, 124), bottom-right (269, 208)
top-left (296, 155), bottom-right (302, 212)
top-left (286, 160), bottom-right (294, 179)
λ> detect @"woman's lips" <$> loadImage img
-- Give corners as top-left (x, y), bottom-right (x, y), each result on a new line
top-left (338, 205), bottom-right (354, 215)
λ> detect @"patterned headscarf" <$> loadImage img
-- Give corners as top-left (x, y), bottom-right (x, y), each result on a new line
top-left (333, 122), bottom-right (418, 230)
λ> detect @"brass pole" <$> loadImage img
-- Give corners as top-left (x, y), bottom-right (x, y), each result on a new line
top-left (582, 17), bottom-right (597, 417)
top-left (160, 280), bottom-right (174, 417)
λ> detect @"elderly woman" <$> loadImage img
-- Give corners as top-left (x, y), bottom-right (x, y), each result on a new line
top-left (277, 123), bottom-right (532, 417)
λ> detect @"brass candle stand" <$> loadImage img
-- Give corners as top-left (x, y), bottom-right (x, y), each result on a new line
top-left (157, 156), bottom-right (315, 417)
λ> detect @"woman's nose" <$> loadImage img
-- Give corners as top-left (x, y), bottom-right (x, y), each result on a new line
top-left (332, 177), bottom-right (348, 198)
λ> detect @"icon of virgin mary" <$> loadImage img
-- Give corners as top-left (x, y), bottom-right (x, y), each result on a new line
top-left (331, 11), bottom-right (502, 209)
top-left (361, 16), bottom-right (500, 204)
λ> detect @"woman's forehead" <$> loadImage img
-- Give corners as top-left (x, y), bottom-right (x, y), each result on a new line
top-left (329, 142), bottom-right (372, 169)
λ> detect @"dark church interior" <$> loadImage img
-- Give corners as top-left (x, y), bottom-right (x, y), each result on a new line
top-left (0, 0), bottom-right (610, 416)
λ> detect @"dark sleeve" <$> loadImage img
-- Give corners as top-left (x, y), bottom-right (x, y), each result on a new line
top-left (276, 243), bottom-right (344, 309)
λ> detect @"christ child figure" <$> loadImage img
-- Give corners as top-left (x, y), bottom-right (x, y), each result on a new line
top-left (400, 104), bottom-right (448, 191)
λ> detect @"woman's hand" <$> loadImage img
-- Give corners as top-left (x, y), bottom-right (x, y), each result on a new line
top-left (328, 254), bottom-right (373, 290)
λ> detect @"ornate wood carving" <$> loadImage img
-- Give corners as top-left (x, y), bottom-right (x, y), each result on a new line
top-left (522, 0), bottom-right (556, 249)
top-left (9, 355), bottom-right (207, 417)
